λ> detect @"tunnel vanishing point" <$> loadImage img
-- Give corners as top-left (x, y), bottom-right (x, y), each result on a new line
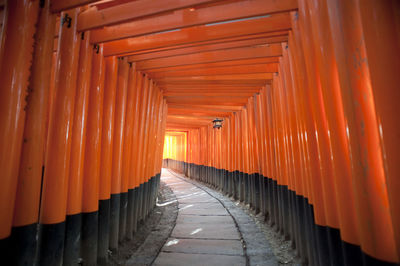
top-left (0, 0), bottom-right (399, 265)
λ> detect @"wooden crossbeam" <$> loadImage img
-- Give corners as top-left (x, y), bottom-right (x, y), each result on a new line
top-left (88, 0), bottom-right (297, 42)
top-left (78, 0), bottom-right (222, 31)
top-left (146, 58), bottom-right (279, 73)
top-left (157, 73), bottom-right (273, 82)
top-left (150, 64), bottom-right (278, 78)
top-left (160, 84), bottom-right (262, 89)
top-left (103, 13), bottom-right (291, 56)
top-left (125, 31), bottom-right (288, 58)
top-left (167, 109), bottom-right (232, 118)
top-left (166, 123), bottom-right (203, 130)
top-left (168, 114), bottom-right (217, 121)
top-left (136, 45), bottom-right (282, 70)
top-left (164, 92), bottom-right (256, 97)
top-left (163, 89), bottom-right (260, 94)
top-left (129, 36), bottom-right (287, 62)
top-left (167, 118), bottom-right (211, 126)
top-left (165, 96), bottom-right (249, 105)
top-left (51, 0), bottom-right (98, 13)
top-left (158, 80), bottom-right (269, 86)
top-left (168, 104), bottom-right (243, 112)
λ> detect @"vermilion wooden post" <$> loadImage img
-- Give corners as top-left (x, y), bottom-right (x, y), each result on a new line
top-left (160, 100), bottom-right (168, 172)
top-left (356, 0), bottom-right (400, 260)
top-left (270, 75), bottom-right (283, 234)
top-left (265, 86), bottom-right (276, 185)
top-left (145, 91), bottom-right (161, 215)
top-left (299, 1), bottom-right (347, 264)
top-left (326, 0), bottom-right (398, 262)
top-left (129, 72), bottom-right (143, 234)
top-left (110, 57), bottom-right (129, 251)
top-left (139, 80), bottom-right (154, 219)
top-left (280, 50), bottom-right (295, 193)
top-left (199, 127), bottom-right (204, 180)
top-left (228, 117), bottom-right (234, 195)
top-left (254, 95), bottom-right (264, 215)
top-left (289, 15), bottom-right (329, 265)
top-left (242, 108), bottom-right (250, 205)
top-left (275, 70), bottom-right (287, 238)
top-left (231, 114), bottom-right (238, 200)
top-left (214, 121), bottom-right (218, 187)
top-left (38, 8), bottom-right (81, 266)
top-left (284, 39), bottom-right (316, 264)
top-left (153, 96), bottom-right (165, 201)
top-left (254, 94), bottom-right (265, 215)
top-left (264, 86), bottom-right (277, 227)
top-left (10, 1), bottom-right (54, 264)
top-left (236, 112), bottom-right (244, 202)
top-left (280, 46), bottom-right (296, 250)
top-left (258, 90), bottom-right (269, 217)
top-left (0, 1), bottom-right (39, 254)
top-left (63, 30), bottom-right (93, 266)
top-left (207, 125), bottom-right (211, 184)
top-left (135, 76), bottom-right (150, 223)
top-left (212, 124), bottom-right (216, 185)
top-left (246, 98), bottom-right (255, 210)
top-left (222, 118), bottom-right (228, 193)
top-left (218, 122), bottom-right (223, 189)
top-left (188, 130), bottom-right (192, 177)
top-left (98, 56), bottom-right (118, 264)
top-left (123, 63), bottom-right (137, 240)
top-left (155, 96), bottom-right (164, 179)
top-left (252, 97), bottom-right (261, 212)
top-left (307, 1), bottom-right (363, 264)
top-left (81, 43), bottom-right (105, 265)
top-left (47, 51), bottom-right (57, 139)
top-left (147, 92), bottom-right (159, 178)
top-left (117, 58), bottom-right (130, 243)
top-left (276, 79), bottom-right (286, 236)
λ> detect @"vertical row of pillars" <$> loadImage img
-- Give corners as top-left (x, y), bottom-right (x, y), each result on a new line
top-left (0, 1), bottom-right (168, 265)
top-left (164, 0), bottom-right (400, 265)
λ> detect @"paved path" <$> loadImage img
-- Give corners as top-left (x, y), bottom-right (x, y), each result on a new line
top-left (153, 169), bottom-right (278, 266)
top-left (153, 169), bottom-right (246, 266)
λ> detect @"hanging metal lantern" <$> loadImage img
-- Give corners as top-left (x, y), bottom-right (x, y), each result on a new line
top-left (212, 118), bottom-right (223, 129)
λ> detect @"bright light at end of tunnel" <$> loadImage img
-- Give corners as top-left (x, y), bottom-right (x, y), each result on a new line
top-left (163, 131), bottom-right (187, 161)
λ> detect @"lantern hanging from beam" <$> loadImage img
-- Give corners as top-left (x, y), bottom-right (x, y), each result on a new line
top-left (212, 118), bottom-right (223, 129)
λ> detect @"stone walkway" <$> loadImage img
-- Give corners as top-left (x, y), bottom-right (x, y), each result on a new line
top-left (153, 169), bottom-right (278, 266)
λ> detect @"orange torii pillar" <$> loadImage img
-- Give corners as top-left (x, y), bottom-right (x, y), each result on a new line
top-left (117, 58), bottom-right (129, 242)
top-left (0, 0), bottom-right (39, 264)
top-left (98, 56), bottom-right (118, 264)
top-left (9, 1), bottom-right (55, 264)
top-left (357, 0), bottom-right (400, 260)
top-left (38, 7), bottom-right (81, 266)
top-left (135, 76), bottom-right (151, 223)
top-left (144, 91), bottom-right (161, 217)
top-left (81, 43), bottom-right (105, 266)
top-left (154, 98), bottom-right (167, 204)
top-left (302, 1), bottom-right (362, 265)
top-left (132, 74), bottom-right (148, 227)
top-left (129, 72), bottom-right (144, 235)
top-left (139, 80), bottom-right (154, 220)
top-left (123, 63), bottom-right (137, 240)
top-left (289, 12), bottom-right (330, 265)
top-left (326, 0), bottom-right (399, 263)
top-left (63, 30), bottom-right (93, 265)
top-left (110, 57), bottom-right (129, 251)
